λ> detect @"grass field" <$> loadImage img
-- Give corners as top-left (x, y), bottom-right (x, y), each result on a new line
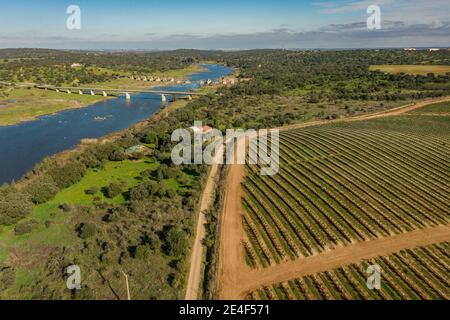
top-left (370, 65), bottom-right (450, 76)
top-left (242, 110), bottom-right (450, 268)
top-left (247, 242), bottom-right (450, 300)
top-left (0, 158), bottom-right (156, 263)
top-left (0, 88), bottom-right (111, 126)
top-left (408, 101), bottom-right (450, 114)
top-left (0, 156), bottom-right (194, 298)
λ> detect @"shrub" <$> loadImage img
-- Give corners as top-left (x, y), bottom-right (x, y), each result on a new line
top-left (77, 222), bottom-right (97, 239)
top-left (0, 188), bottom-right (34, 225)
top-left (142, 132), bottom-right (158, 145)
top-left (109, 149), bottom-right (126, 162)
top-left (169, 272), bottom-right (184, 289)
top-left (49, 161), bottom-right (86, 189)
top-left (14, 220), bottom-right (39, 235)
top-left (134, 245), bottom-right (152, 260)
top-left (129, 181), bottom-right (160, 200)
top-left (59, 203), bottom-right (71, 212)
top-left (0, 267), bottom-right (15, 290)
top-left (105, 182), bottom-right (125, 199)
top-left (85, 187), bottom-right (99, 195)
top-left (24, 175), bottom-right (60, 204)
top-left (164, 227), bottom-right (188, 258)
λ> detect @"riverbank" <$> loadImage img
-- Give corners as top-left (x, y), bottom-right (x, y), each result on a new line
top-left (0, 64), bottom-right (207, 126)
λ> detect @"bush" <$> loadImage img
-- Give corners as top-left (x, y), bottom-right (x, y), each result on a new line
top-left (77, 222), bottom-right (97, 239)
top-left (105, 182), bottom-right (125, 199)
top-left (169, 272), bottom-right (184, 289)
top-left (59, 203), bottom-right (71, 212)
top-left (164, 227), bottom-right (188, 258)
top-left (0, 188), bottom-right (34, 225)
top-left (109, 149), bottom-right (126, 162)
top-left (49, 161), bottom-right (86, 189)
top-left (24, 175), bottom-right (60, 204)
top-left (0, 267), bottom-right (15, 290)
top-left (142, 132), bottom-right (158, 145)
top-left (14, 220), bottom-right (39, 235)
top-left (129, 181), bottom-right (160, 200)
top-left (134, 245), bottom-right (152, 260)
top-left (85, 187), bottom-right (99, 195)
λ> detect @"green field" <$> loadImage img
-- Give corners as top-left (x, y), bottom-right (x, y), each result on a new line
top-left (408, 101), bottom-right (450, 114)
top-left (370, 65), bottom-right (450, 76)
top-left (0, 156), bottom-right (195, 299)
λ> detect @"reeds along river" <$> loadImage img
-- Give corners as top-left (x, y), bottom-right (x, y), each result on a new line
top-left (0, 64), bottom-right (232, 184)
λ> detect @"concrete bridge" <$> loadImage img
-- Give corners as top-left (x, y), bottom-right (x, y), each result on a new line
top-left (36, 85), bottom-right (205, 102)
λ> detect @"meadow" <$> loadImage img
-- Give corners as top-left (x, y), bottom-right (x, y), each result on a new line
top-left (0, 156), bottom-right (194, 299)
top-left (369, 64), bottom-right (450, 76)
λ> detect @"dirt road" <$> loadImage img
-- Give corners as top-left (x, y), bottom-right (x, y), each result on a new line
top-left (185, 144), bottom-right (224, 300)
top-left (223, 225), bottom-right (450, 299)
top-left (278, 96), bottom-right (450, 132)
top-left (216, 96), bottom-right (450, 300)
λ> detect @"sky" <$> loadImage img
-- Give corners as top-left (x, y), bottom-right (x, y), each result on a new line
top-left (0, 0), bottom-right (449, 49)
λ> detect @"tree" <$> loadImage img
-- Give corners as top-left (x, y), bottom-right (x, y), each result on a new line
top-left (77, 222), bottom-right (97, 239)
top-left (24, 175), bottom-right (59, 204)
top-left (164, 227), bottom-right (188, 257)
top-left (0, 188), bottom-right (34, 225)
top-left (105, 182), bottom-right (125, 199)
top-left (49, 161), bottom-right (86, 189)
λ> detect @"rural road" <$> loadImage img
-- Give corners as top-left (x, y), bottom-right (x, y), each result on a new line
top-left (225, 225), bottom-right (450, 299)
top-left (184, 141), bottom-right (225, 300)
top-left (216, 96), bottom-right (450, 299)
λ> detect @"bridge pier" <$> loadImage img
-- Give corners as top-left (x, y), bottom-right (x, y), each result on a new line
top-left (56, 89), bottom-right (60, 93)
top-left (161, 94), bottom-right (167, 103)
top-left (188, 95), bottom-right (192, 101)
top-left (90, 90), bottom-right (95, 96)
top-left (67, 89), bottom-right (71, 94)
top-left (78, 90), bottom-right (83, 95)
top-left (102, 91), bottom-right (108, 97)
top-left (125, 92), bottom-right (131, 101)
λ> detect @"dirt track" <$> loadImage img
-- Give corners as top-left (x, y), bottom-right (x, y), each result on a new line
top-left (222, 225), bottom-right (450, 299)
top-left (185, 145), bottom-right (224, 300)
top-left (216, 96), bottom-right (450, 300)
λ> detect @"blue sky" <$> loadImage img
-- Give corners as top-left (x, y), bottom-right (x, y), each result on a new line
top-left (0, 0), bottom-right (449, 49)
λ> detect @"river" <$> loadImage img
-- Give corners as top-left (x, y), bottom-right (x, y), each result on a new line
top-left (0, 64), bottom-right (232, 184)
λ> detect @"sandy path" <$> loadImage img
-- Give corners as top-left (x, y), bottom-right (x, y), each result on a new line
top-left (216, 162), bottom-right (251, 299)
top-left (228, 225), bottom-right (450, 299)
top-left (216, 96), bottom-right (450, 300)
top-left (185, 144), bottom-right (224, 300)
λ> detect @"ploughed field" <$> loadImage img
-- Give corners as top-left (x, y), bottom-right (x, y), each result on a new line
top-left (238, 107), bottom-right (450, 299)
top-left (247, 242), bottom-right (450, 300)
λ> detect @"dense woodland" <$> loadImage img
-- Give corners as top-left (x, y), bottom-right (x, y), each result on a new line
top-left (0, 48), bottom-right (449, 299)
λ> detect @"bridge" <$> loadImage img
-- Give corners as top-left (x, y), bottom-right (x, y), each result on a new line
top-left (35, 85), bottom-right (206, 102)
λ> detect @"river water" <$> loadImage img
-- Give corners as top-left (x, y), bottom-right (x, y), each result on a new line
top-left (0, 64), bottom-right (232, 184)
